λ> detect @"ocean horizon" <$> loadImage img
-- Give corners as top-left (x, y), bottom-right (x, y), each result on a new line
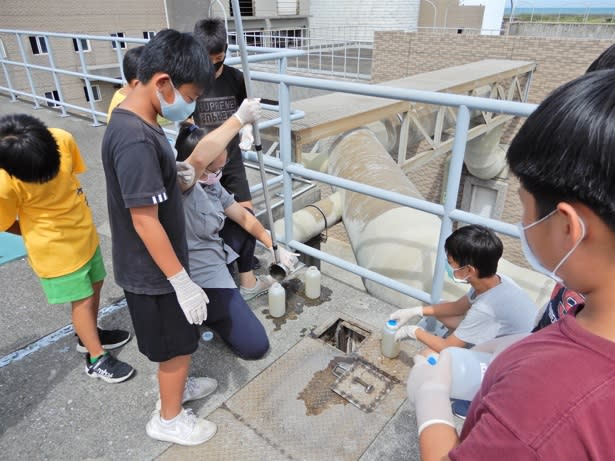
top-left (505, 7), bottom-right (615, 16)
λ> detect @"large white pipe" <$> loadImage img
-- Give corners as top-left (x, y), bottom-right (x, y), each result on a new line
top-left (328, 129), bottom-right (466, 307)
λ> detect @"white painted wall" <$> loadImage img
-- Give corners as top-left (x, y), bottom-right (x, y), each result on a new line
top-left (460, 0), bottom-right (507, 35)
top-left (308, 0), bottom-right (420, 42)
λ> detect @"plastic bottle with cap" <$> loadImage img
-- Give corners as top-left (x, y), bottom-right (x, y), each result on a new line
top-left (268, 282), bottom-right (286, 318)
top-left (381, 319), bottom-right (401, 358)
top-left (427, 347), bottom-right (493, 401)
top-left (304, 266), bottom-right (321, 299)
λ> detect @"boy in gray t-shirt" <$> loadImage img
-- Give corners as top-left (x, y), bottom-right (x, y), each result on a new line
top-left (391, 225), bottom-right (536, 355)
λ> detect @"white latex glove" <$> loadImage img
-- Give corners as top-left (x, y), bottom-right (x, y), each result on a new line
top-left (395, 324), bottom-right (423, 341)
top-left (238, 124), bottom-right (254, 151)
top-left (233, 98), bottom-right (261, 126)
top-left (407, 348), bottom-right (456, 435)
top-left (390, 306), bottom-right (424, 326)
top-left (176, 161), bottom-right (196, 191)
top-left (270, 245), bottom-right (300, 273)
top-left (167, 268), bottom-right (208, 324)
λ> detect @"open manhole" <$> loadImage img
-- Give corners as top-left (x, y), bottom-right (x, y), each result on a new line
top-left (312, 314), bottom-right (372, 354)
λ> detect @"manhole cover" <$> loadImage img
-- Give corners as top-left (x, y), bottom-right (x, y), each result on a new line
top-left (330, 358), bottom-right (396, 413)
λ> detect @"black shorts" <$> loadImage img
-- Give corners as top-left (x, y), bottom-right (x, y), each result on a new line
top-left (221, 143), bottom-right (251, 203)
top-left (124, 290), bottom-right (200, 363)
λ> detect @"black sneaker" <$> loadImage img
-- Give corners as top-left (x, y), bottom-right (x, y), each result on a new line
top-left (451, 399), bottom-right (471, 420)
top-left (85, 353), bottom-right (134, 383)
top-left (76, 328), bottom-right (131, 353)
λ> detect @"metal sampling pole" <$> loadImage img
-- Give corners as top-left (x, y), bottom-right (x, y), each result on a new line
top-left (230, 0), bottom-right (284, 276)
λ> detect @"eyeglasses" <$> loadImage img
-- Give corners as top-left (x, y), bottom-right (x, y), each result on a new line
top-left (205, 159), bottom-right (229, 177)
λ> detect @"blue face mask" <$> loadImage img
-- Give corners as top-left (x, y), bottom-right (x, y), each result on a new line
top-left (517, 210), bottom-right (586, 284)
top-left (445, 261), bottom-right (469, 284)
top-left (157, 81), bottom-right (196, 122)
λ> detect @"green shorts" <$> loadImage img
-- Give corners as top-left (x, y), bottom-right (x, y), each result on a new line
top-left (40, 246), bottom-right (106, 304)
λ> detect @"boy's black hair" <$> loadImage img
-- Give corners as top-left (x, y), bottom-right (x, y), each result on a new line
top-left (122, 46), bottom-right (143, 84)
top-left (444, 225), bottom-right (503, 278)
top-left (0, 113), bottom-right (60, 183)
top-left (175, 121), bottom-right (208, 162)
top-left (586, 43), bottom-right (615, 73)
top-left (193, 18), bottom-right (228, 55)
top-left (137, 29), bottom-right (213, 90)
top-left (507, 70), bottom-right (615, 232)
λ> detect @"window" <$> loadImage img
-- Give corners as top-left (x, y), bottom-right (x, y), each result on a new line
top-left (44, 90), bottom-right (60, 107)
top-left (83, 85), bottom-right (101, 102)
top-left (72, 38), bottom-right (91, 52)
top-left (230, 0), bottom-right (253, 17)
top-left (29, 36), bottom-right (48, 55)
top-left (143, 31), bottom-right (156, 40)
top-left (110, 32), bottom-right (126, 49)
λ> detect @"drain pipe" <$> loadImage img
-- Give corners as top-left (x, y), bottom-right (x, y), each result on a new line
top-left (463, 125), bottom-right (507, 180)
top-left (328, 129), bottom-right (448, 308)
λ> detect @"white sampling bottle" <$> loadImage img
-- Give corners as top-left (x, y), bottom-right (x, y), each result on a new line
top-left (304, 266), bottom-right (321, 299)
top-left (268, 282), bottom-right (286, 318)
top-left (381, 319), bottom-right (401, 358)
top-left (444, 347), bottom-right (493, 401)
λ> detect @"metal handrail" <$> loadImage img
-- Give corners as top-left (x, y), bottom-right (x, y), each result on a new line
top-left (0, 28), bottom-right (537, 305)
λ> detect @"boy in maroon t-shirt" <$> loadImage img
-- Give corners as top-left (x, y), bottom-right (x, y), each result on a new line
top-left (407, 70), bottom-right (615, 460)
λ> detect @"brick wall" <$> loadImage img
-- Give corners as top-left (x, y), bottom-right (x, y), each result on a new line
top-left (372, 31), bottom-right (612, 103)
top-left (372, 31), bottom-right (613, 267)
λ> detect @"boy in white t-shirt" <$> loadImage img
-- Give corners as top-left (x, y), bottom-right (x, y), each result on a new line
top-left (392, 224), bottom-right (536, 355)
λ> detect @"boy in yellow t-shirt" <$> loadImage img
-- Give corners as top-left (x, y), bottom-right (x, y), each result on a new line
top-left (107, 46), bottom-right (143, 122)
top-left (0, 113), bottom-right (134, 383)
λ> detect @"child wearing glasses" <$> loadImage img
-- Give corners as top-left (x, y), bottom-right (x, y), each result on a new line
top-left (174, 121), bottom-right (297, 359)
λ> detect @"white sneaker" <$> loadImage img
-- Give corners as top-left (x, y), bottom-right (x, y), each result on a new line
top-left (146, 408), bottom-right (217, 446)
top-left (240, 274), bottom-right (275, 300)
top-left (155, 376), bottom-right (218, 410)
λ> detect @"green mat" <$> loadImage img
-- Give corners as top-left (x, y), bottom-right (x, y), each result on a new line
top-left (0, 232), bottom-right (27, 266)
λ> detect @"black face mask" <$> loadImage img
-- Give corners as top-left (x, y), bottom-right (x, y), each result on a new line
top-left (213, 56), bottom-right (225, 72)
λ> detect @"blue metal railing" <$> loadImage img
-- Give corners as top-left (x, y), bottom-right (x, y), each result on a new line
top-left (0, 28), bottom-right (537, 305)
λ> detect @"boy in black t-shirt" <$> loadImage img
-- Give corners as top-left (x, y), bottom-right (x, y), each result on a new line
top-left (101, 29), bottom-right (261, 446)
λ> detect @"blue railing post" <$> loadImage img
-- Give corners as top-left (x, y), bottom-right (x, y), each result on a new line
top-left (278, 56), bottom-right (294, 244)
top-left (44, 35), bottom-right (68, 117)
top-left (431, 104), bottom-right (471, 305)
top-left (75, 36), bottom-right (102, 126)
top-left (14, 32), bottom-right (40, 109)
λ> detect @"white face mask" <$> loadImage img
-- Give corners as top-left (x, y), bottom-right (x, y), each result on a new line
top-left (156, 81), bottom-right (196, 122)
top-left (517, 209), bottom-right (586, 284)
top-left (445, 261), bottom-right (469, 284)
